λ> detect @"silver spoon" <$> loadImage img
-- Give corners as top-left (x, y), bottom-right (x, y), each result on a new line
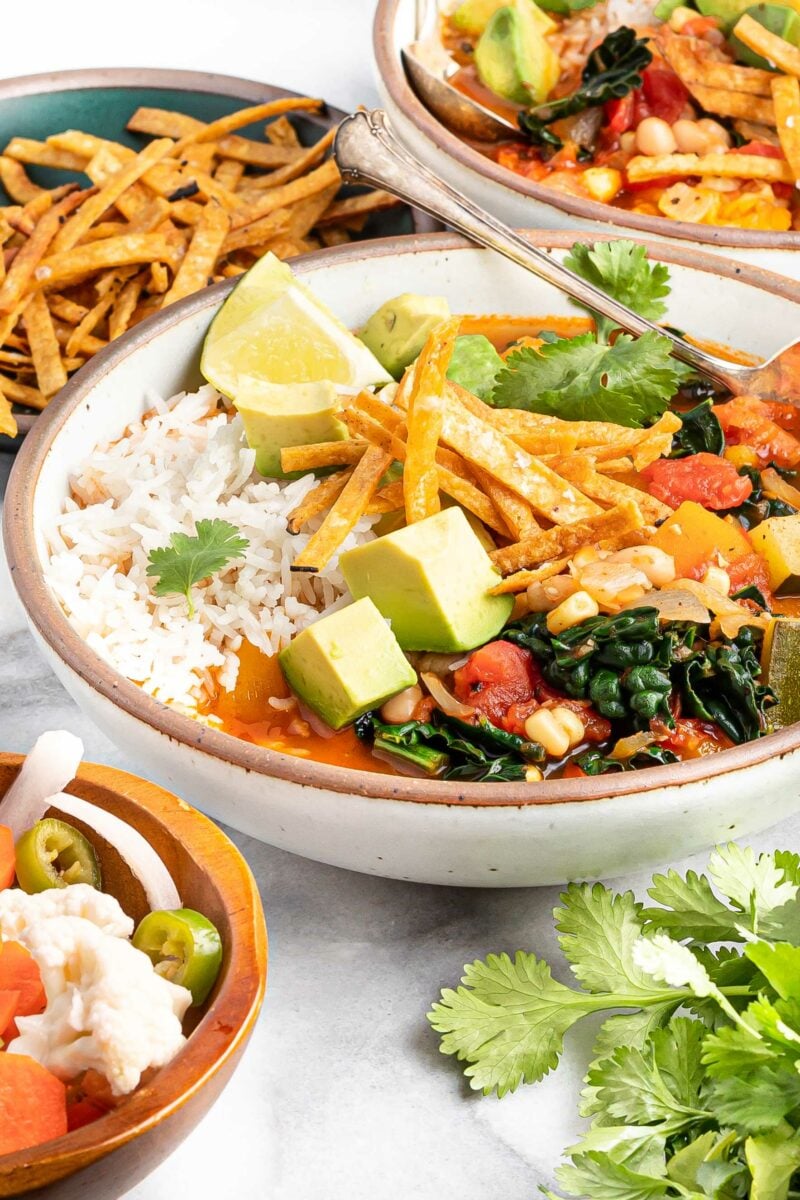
top-left (401, 0), bottom-right (516, 141)
top-left (334, 109), bottom-right (800, 402)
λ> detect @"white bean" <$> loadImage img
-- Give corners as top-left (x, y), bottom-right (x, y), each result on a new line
top-left (671, 119), bottom-right (711, 155)
top-left (380, 684), bottom-right (423, 724)
top-left (635, 117), bottom-right (678, 157)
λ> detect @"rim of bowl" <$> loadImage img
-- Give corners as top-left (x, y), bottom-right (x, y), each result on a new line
top-left (0, 754), bottom-right (267, 1177)
top-left (7, 229), bottom-right (800, 809)
top-left (373, 0), bottom-right (800, 251)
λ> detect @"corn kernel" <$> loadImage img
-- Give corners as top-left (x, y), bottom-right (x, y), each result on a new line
top-left (525, 765), bottom-right (544, 783)
top-left (724, 445), bottom-right (759, 469)
top-left (609, 545), bottom-right (676, 587)
top-left (702, 565), bottom-right (731, 594)
top-left (582, 167), bottom-right (623, 204)
top-left (552, 705), bottom-right (586, 747)
top-left (525, 708), bottom-right (571, 758)
top-left (546, 590), bottom-right (600, 634)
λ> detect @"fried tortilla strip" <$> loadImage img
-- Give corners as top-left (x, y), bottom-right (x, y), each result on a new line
top-left (219, 209), bottom-right (291, 254)
top-left (627, 150), bottom-right (790, 182)
top-left (230, 158), bottom-right (341, 229)
top-left (266, 116), bottom-right (302, 148)
top-left (441, 384), bottom-right (600, 524)
top-left (316, 190), bottom-right (403, 226)
top-left (368, 481), bottom-right (406, 513)
top-left (772, 74), bottom-right (800, 179)
top-left (0, 157), bottom-right (45, 203)
top-left (684, 83), bottom-right (775, 124)
top-left (23, 290), bottom-right (67, 396)
top-left (287, 469), bottom-right (353, 533)
top-left (3, 137), bottom-right (86, 171)
top-left (162, 202), bottom-right (229, 307)
top-left (404, 318), bottom-right (460, 523)
top-left (66, 286), bottom-right (120, 357)
top-left (284, 184), bottom-right (339, 240)
top-left (0, 376), bottom-right (17, 437)
top-left (658, 30), bottom-right (775, 95)
top-left (348, 387), bottom-right (404, 432)
top-left (37, 233), bottom-right (183, 290)
top-left (492, 557), bottom-right (573, 599)
top-left (172, 97), bottom-right (322, 154)
top-left (734, 13), bottom-right (800, 77)
top-left (250, 128), bottom-right (336, 190)
top-left (557, 456), bottom-right (671, 524)
top-left (490, 500), bottom-right (645, 583)
top-left (280, 439), bottom-right (367, 473)
top-left (0, 374), bottom-right (47, 409)
top-left (214, 159), bottom-right (245, 191)
top-left (108, 271), bottom-right (146, 341)
top-left (7, 190), bottom-right (60, 238)
top-left (50, 138), bottom-right (176, 255)
top-left (127, 106), bottom-right (202, 138)
top-left (292, 443), bottom-right (392, 572)
top-left (472, 466), bottom-right (541, 538)
top-left (0, 190), bottom-right (87, 313)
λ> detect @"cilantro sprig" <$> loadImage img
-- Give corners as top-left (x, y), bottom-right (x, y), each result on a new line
top-left (146, 518), bottom-right (249, 617)
top-left (428, 846), bottom-right (800, 1200)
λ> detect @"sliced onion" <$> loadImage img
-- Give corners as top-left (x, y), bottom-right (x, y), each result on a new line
top-left (1, 730), bottom-right (84, 841)
top-left (622, 588), bottom-right (711, 624)
top-left (421, 672), bottom-right (475, 719)
top-left (51, 791), bottom-right (181, 912)
top-left (408, 652), bottom-right (469, 675)
top-left (609, 731), bottom-right (657, 761)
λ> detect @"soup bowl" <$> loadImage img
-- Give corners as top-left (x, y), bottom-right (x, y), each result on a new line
top-left (0, 754), bottom-right (266, 1199)
top-left (6, 231), bottom-right (800, 888)
top-left (373, 0), bottom-right (800, 278)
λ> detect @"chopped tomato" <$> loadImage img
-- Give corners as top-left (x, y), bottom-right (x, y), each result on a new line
top-left (735, 141), bottom-right (784, 159)
top-left (623, 173), bottom-right (683, 193)
top-left (642, 453), bottom-right (753, 510)
top-left (0, 826), bottom-right (14, 891)
top-left (67, 1100), bottom-right (108, 1132)
top-left (562, 761), bottom-right (588, 778)
top-left (641, 66), bottom-right (690, 124)
top-left (656, 717), bottom-right (734, 759)
top-left (605, 93), bottom-right (637, 135)
top-left (453, 641), bottom-right (539, 727)
top-left (761, 400), bottom-right (800, 434)
top-left (728, 552), bottom-right (773, 605)
top-left (714, 397), bottom-right (800, 468)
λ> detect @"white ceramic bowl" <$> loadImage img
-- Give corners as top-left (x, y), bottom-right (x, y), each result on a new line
top-left (374, 0), bottom-right (800, 279)
top-left (7, 231), bottom-right (800, 887)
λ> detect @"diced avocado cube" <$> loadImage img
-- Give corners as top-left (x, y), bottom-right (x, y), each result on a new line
top-left (475, 0), bottom-right (560, 105)
top-left (340, 506), bottom-right (514, 652)
top-left (729, 3), bottom-right (800, 65)
top-left (358, 294), bottom-right (450, 380)
top-left (233, 378), bottom-right (346, 479)
top-left (278, 598), bottom-right (417, 730)
top-left (749, 514), bottom-right (800, 590)
top-left (452, 0), bottom-right (556, 34)
top-left (446, 335), bottom-right (504, 402)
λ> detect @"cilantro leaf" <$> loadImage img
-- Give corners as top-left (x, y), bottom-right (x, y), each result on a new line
top-left (593, 1004), bottom-right (680, 1060)
top-left (708, 845), bottom-right (799, 938)
top-left (556, 883), bottom-right (657, 996)
top-left (427, 952), bottom-right (599, 1097)
top-left (642, 867), bottom-right (741, 943)
top-left (745, 1130), bottom-right (800, 1200)
top-left (553, 1150), bottom-right (672, 1200)
top-left (745, 942), bottom-right (800, 1001)
top-left (489, 332), bottom-right (679, 428)
top-left (707, 1063), bottom-right (800, 1134)
top-left (146, 518), bottom-right (248, 617)
top-left (564, 241), bottom-right (671, 343)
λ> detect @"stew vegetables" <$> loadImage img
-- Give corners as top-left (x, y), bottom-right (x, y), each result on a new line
top-left (436, 0), bottom-right (800, 231)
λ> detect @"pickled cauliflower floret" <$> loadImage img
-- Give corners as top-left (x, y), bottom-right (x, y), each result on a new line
top-left (0, 883), bottom-right (133, 940)
top-left (7, 915), bottom-right (191, 1095)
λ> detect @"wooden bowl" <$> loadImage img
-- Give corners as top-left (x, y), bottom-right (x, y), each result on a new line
top-left (0, 754), bottom-right (267, 1199)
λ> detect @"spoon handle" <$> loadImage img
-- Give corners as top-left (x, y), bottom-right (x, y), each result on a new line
top-left (334, 111), bottom-right (740, 390)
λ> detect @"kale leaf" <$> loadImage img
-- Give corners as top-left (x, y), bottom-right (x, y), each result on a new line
top-left (355, 712), bottom-right (544, 782)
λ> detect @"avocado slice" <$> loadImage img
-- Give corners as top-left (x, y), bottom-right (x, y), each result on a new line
top-left (358, 294), bottom-right (451, 380)
top-left (340, 506), bottom-right (514, 653)
top-left (729, 3), bottom-right (800, 64)
top-left (278, 597), bottom-right (418, 730)
top-left (452, 0), bottom-right (556, 36)
top-left (233, 377), bottom-right (346, 479)
top-left (446, 334), bottom-right (504, 402)
top-left (474, 0), bottom-right (560, 105)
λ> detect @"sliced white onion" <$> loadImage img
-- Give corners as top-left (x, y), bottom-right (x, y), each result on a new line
top-left (1, 730), bottom-right (84, 841)
top-left (421, 672), bottom-right (475, 719)
top-left (622, 588), bottom-right (710, 624)
top-left (49, 792), bottom-right (181, 913)
top-left (609, 731), bottom-right (657, 761)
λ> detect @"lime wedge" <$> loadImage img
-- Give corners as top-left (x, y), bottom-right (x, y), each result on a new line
top-left (201, 253), bottom-right (391, 397)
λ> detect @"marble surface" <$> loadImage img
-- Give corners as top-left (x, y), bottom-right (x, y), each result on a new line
top-left (4, 2), bottom-right (800, 1194)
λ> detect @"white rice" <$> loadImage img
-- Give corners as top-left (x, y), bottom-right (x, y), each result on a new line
top-left (43, 385), bottom-right (376, 713)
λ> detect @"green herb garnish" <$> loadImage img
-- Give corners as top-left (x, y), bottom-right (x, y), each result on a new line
top-left (355, 712), bottom-right (544, 781)
top-left (428, 846), bottom-right (800, 1200)
top-left (518, 27), bottom-right (652, 152)
top-left (564, 241), bottom-right (671, 343)
top-left (146, 518), bottom-right (249, 617)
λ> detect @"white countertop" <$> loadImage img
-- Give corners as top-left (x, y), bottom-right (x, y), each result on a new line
top-left (3, 4), bottom-right (800, 1196)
